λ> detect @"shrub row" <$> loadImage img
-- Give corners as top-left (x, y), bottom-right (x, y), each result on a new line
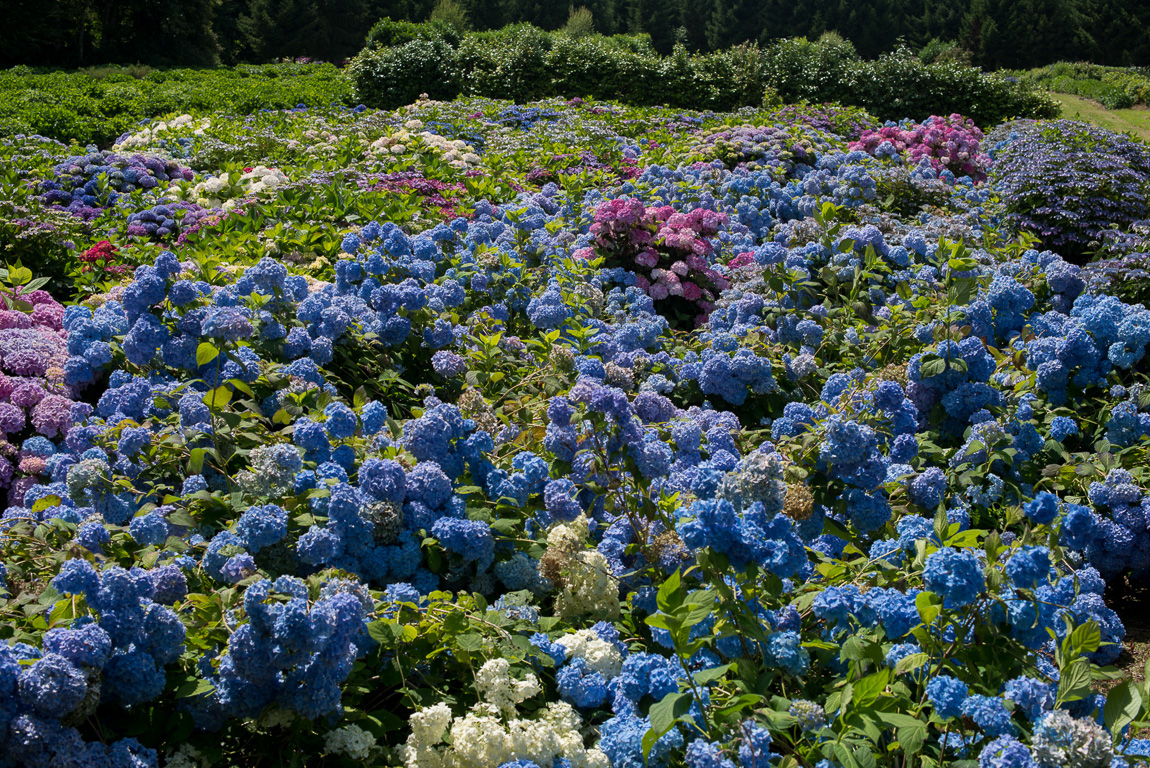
top-left (1015, 61), bottom-right (1150, 109)
top-left (349, 27), bottom-right (1059, 126)
top-left (0, 63), bottom-right (354, 146)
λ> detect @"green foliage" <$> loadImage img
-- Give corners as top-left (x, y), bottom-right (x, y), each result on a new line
top-left (348, 38), bottom-right (462, 111)
top-left (761, 35), bottom-right (863, 105)
top-left (0, 63), bottom-right (354, 146)
top-left (917, 38), bottom-right (971, 65)
top-left (351, 25), bottom-right (1058, 123)
top-left (545, 35), bottom-right (661, 104)
top-left (1016, 61), bottom-right (1150, 109)
top-left (561, 5), bottom-right (596, 39)
top-left (845, 48), bottom-right (1061, 126)
top-left (429, 0), bottom-right (472, 31)
top-left (364, 17), bottom-right (463, 48)
top-left (456, 23), bottom-right (555, 102)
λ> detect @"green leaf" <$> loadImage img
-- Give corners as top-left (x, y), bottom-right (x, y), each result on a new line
top-left (899, 720), bottom-right (928, 754)
top-left (228, 378), bottom-right (255, 398)
top-left (644, 613), bottom-right (679, 633)
top-left (851, 669), bottom-right (890, 707)
top-left (441, 611), bottom-right (468, 636)
top-left (840, 636), bottom-right (870, 662)
top-left (188, 448), bottom-right (206, 474)
top-left (31, 495), bottom-right (62, 513)
top-left (915, 591), bottom-right (942, 625)
top-left (656, 569), bottom-right (683, 612)
top-left (644, 691), bottom-right (692, 757)
top-left (681, 599), bottom-right (716, 628)
top-left (876, 712), bottom-right (923, 730)
top-left (833, 742), bottom-right (861, 768)
top-left (166, 510), bottom-right (197, 528)
top-left (196, 342), bottom-right (219, 367)
top-left (920, 357), bottom-right (947, 378)
top-left (204, 386), bottom-right (231, 409)
top-left (1068, 621), bottom-right (1102, 657)
top-left (1056, 659), bottom-right (1093, 705)
top-left (173, 678), bottom-right (215, 698)
top-left (948, 277), bottom-right (977, 307)
top-left (893, 652), bottom-right (930, 676)
top-left (692, 663), bottom-right (732, 686)
top-left (455, 633), bottom-right (484, 652)
top-left (1103, 680), bottom-right (1142, 736)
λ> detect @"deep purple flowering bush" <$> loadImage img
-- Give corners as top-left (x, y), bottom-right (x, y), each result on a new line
top-left (4, 92), bottom-right (1150, 768)
top-left (988, 119), bottom-right (1150, 262)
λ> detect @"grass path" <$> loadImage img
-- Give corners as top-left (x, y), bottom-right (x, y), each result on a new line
top-left (1049, 92), bottom-right (1150, 142)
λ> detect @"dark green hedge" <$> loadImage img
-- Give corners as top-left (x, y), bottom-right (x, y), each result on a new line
top-left (349, 31), bottom-right (1060, 126)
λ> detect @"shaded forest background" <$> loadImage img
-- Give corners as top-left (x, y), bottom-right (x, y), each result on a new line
top-left (4, 0), bottom-right (1150, 70)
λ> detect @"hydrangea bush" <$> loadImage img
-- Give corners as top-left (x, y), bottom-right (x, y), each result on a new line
top-left (989, 119), bottom-right (1150, 261)
top-left (2, 95), bottom-right (1150, 768)
top-left (850, 113), bottom-right (990, 182)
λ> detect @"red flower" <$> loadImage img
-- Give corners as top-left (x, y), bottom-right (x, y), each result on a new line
top-left (79, 241), bottom-right (118, 264)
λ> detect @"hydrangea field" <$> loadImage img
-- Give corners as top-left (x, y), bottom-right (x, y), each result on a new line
top-left (5, 93), bottom-right (1150, 768)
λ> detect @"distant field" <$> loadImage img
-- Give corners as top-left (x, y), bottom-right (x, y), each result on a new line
top-left (1049, 91), bottom-right (1150, 141)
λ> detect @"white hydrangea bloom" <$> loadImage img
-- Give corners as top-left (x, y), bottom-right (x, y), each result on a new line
top-left (506, 716), bottom-right (565, 766)
top-left (556, 550), bottom-right (620, 619)
top-left (476, 658), bottom-right (541, 714)
top-left (555, 629), bottom-right (623, 679)
top-left (409, 701), bottom-right (453, 745)
top-left (449, 712), bottom-right (512, 766)
top-left (1031, 710), bottom-right (1113, 768)
top-left (549, 516), bottom-right (589, 551)
top-left (114, 114), bottom-right (204, 150)
top-left (399, 693), bottom-right (607, 768)
top-left (256, 706), bottom-right (296, 728)
top-left (323, 724), bottom-right (376, 760)
top-left (164, 744), bottom-right (206, 768)
top-left (203, 177), bottom-right (226, 196)
top-left (397, 740), bottom-right (448, 768)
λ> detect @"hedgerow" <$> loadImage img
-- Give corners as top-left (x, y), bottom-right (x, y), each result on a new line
top-left (349, 31), bottom-right (1059, 126)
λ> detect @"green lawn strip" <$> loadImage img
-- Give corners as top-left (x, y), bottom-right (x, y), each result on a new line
top-left (1049, 91), bottom-right (1150, 142)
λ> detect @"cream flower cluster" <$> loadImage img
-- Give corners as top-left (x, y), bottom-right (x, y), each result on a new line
top-left (550, 518), bottom-right (621, 620)
top-left (295, 128), bottom-right (368, 157)
top-left (555, 629), bottom-right (623, 679)
top-left (165, 165), bottom-right (287, 209)
top-left (163, 744), bottom-right (208, 768)
top-left (368, 119), bottom-right (481, 168)
top-left (240, 165), bottom-right (288, 195)
top-left (114, 114), bottom-right (209, 150)
top-left (397, 661), bottom-right (609, 768)
top-left (323, 723), bottom-right (377, 761)
top-left (476, 657), bottom-right (541, 715)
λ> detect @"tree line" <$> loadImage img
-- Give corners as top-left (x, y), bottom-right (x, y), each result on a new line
top-left (4, 0), bottom-right (1149, 70)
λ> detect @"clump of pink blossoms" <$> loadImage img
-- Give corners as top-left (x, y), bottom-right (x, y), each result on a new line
top-left (850, 114), bottom-right (991, 183)
top-left (575, 198), bottom-right (730, 327)
top-left (0, 288), bottom-right (75, 503)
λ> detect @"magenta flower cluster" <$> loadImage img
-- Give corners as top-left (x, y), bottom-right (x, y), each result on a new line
top-left (0, 290), bottom-right (75, 503)
top-left (850, 114), bottom-right (990, 183)
top-left (577, 198), bottom-right (730, 327)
